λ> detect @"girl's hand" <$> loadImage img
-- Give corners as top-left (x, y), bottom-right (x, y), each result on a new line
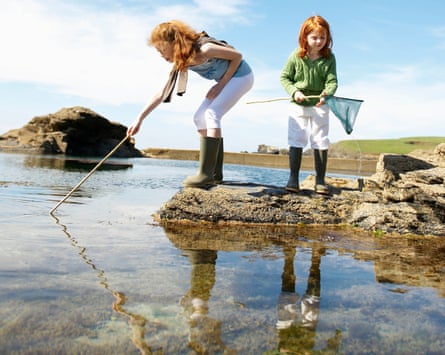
top-left (206, 83), bottom-right (223, 100)
top-left (127, 119), bottom-right (143, 136)
top-left (293, 91), bottom-right (305, 103)
top-left (316, 97), bottom-right (326, 107)
top-left (315, 91), bottom-right (326, 107)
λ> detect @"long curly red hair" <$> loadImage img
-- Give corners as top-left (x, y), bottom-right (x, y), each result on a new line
top-left (149, 20), bottom-right (201, 71)
top-left (297, 15), bottom-right (333, 59)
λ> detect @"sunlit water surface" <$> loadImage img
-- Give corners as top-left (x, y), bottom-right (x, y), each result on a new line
top-left (0, 152), bottom-right (444, 354)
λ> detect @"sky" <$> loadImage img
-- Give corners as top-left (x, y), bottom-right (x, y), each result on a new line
top-left (1, 0), bottom-right (444, 153)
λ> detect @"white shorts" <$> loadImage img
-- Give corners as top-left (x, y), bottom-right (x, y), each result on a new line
top-left (193, 72), bottom-right (254, 130)
top-left (287, 103), bottom-right (330, 150)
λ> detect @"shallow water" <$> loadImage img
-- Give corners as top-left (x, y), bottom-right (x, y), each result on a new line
top-left (0, 152), bottom-right (444, 354)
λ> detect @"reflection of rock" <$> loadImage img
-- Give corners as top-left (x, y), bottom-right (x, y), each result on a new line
top-left (157, 145), bottom-right (445, 236)
top-left (23, 155), bottom-right (133, 171)
top-left (372, 237), bottom-right (445, 297)
top-left (163, 223), bottom-right (362, 252)
top-left (162, 223), bottom-right (445, 297)
top-left (0, 106), bottom-right (142, 157)
top-left (165, 223), bottom-right (278, 251)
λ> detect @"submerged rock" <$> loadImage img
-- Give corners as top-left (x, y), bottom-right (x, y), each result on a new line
top-left (156, 144), bottom-right (445, 237)
top-left (0, 106), bottom-right (142, 157)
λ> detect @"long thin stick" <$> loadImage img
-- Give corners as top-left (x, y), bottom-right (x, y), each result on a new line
top-left (49, 135), bottom-right (130, 214)
top-left (246, 95), bottom-right (321, 104)
top-left (246, 97), bottom-right (288, 104)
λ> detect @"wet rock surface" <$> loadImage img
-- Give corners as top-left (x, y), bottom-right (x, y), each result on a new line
top-left (156, 144), bottom-right (445, 237)
top-left (0, 106), bottom-right (142, 157)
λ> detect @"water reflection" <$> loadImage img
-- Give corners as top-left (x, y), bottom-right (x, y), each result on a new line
top-left (23, 154), bottom-right (133, 171)
top-left (164, 222), bottom-right (445, 296)
top-left (180, 250), bottom-right (235, 354)
top-left (373, 238), bottom-right (445, 296)
top-left (165, 224), bottom-right (334, 353)
top-left (46, 213), bottom-right (445, 354)
top-left (273, 244), bottom-right (341, 353)
top-left (164, 223), bottom-right (445, 353)
top-left (176, 236), bottom-right (342, 354)
top-left (50, 214), bottom-right (156, 354)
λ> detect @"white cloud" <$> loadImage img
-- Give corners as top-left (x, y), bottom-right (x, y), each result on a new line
top-left (0, 1), bottom-right (155, 103)
top-left (0, 0), bottom-right (252, 106)
top-left (338, 65), bottom-right (445, 142)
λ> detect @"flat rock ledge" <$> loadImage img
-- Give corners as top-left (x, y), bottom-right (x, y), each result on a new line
top-left (155, 144), bottom-right (445, 237)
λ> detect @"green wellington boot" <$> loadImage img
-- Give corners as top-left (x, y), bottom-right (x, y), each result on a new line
top-left (213, 138), bottom-right (224, 184)
top-left (183, 136), bottom-right (220, 187)
top-left (285, 147), bottom-right (302, 193)
top-left (314, 149), bottom-right (329, 195)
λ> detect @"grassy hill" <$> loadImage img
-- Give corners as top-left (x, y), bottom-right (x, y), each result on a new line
top-left (330, 137), bottom-right (444, 158)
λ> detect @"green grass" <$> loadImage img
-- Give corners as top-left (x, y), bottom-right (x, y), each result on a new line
top-left (332, 137), bottom-right (444, 155)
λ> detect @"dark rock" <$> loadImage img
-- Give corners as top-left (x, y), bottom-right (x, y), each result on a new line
top-left (374, 154), bottom-right (434, 181)
top-left (0, 106), bottom-right (142, 157)
top-left (257, 144), bottom-right (280, 154)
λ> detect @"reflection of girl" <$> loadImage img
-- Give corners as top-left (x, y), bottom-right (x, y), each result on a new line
top-left (280, 15), bottom-right (337, 195)
top-left (271, 245), bottom-right (340, 354)
top-left (180, 249), bottom-right (235, 354)
top-left (128, 20), bottom-right (254, 187)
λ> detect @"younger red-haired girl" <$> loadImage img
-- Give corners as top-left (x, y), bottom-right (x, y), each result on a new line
top-left (280, 15), bottom-right (338, 195)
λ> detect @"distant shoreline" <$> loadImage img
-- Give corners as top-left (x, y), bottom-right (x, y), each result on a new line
top-left (142, 148), bottom-right (378, 176)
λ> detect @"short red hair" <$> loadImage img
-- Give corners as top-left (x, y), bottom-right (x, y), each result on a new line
top-left (298, 15), bottom-right (333, 59)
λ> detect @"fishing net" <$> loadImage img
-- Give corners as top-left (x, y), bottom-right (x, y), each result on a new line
top-left (246, 95), bottom-right (364, 135)
top-left (325, 96), bottom-right (364, 135)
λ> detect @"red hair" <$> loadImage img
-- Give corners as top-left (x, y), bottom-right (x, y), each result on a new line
top-left (297, 15), bottom-right (333, 59)
top-left (149, 20), bottom-right (201, 71)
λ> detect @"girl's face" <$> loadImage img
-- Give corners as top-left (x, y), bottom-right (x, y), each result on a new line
top-left (156, 41), bottom-right (174, 62)
top-left (306, 30), bottom-right (327, 53)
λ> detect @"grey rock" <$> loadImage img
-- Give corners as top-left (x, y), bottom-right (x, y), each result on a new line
top-left (156, 145), bottom-right (445, 236)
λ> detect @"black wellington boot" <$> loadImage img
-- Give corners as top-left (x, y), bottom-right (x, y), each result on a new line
top-left (285, 147), bottom-right (302, 193)
top-left (314, 149), bottom-right (329, 195)
top-left (213, 138), bottom-right (224, 184)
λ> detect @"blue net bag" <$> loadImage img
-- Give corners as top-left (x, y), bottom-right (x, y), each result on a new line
top-left (325, 96), bottom-right (363, 134)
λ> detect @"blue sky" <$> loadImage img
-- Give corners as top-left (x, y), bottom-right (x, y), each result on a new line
top-left (1, 0), bottom-right (444, 153)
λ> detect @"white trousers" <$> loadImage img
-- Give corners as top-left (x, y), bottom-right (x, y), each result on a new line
top-left (287, 103), bottom-right (330, 150)
top-left (193, 72), bottom-right (254, 130)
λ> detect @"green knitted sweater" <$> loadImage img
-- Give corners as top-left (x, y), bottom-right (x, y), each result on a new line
top-left (280, 49), bottom-right (338, 106)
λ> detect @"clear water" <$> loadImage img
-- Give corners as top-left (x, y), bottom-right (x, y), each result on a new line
top-left (0, 152), bottom-right (444, 354)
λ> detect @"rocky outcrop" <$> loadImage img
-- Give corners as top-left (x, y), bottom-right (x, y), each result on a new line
top-left (0, 106), bottom-right (142, 157)
top-left (156, 144), bottom-right (445, 237)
